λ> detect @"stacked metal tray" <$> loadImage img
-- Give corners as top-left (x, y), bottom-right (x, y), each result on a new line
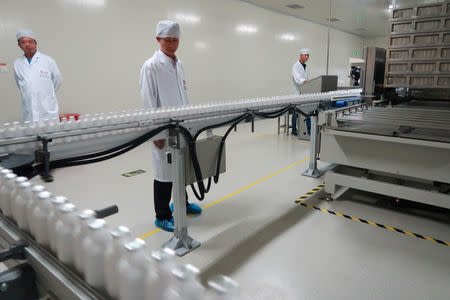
top-left (385, 1), bottom-right (450, 88)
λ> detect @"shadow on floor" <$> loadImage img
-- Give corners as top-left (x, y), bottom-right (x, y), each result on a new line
top-left (199, 201), bottom-right (316, 283)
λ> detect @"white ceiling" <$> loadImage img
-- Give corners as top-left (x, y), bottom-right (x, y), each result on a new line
top-left (240, 0), bottom-right (428, 38)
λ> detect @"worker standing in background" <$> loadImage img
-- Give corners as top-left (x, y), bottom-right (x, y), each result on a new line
top-left (14, 29), bottom-right (62, 122)
top-left (291, 48), bottom-right (310, 135)
top-left (140, 20), bottom-right (202, 232)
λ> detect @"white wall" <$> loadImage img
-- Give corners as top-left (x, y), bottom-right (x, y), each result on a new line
top-left (329, 29), bottom-right (364, 87)
top-left (0, 0), bottom-right (364, 123)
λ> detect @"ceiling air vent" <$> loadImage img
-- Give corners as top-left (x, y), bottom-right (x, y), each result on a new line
top-left (326, 17), bottom-right (341, 22)
top-left (286, 4), bottom-right (304, 9)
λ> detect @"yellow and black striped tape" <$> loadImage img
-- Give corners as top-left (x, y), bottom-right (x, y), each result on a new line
top-left (296, 183), bottom-right (325, 202)
top-left (295, 184), bottom-right (450, 247)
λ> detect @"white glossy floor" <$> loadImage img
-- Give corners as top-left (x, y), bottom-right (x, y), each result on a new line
top-left (33, 119), bottom-right (450, 300)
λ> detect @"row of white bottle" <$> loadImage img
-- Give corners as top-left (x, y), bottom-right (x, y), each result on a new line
top-left (0, 166), bottom-right (111, 287)
top-left (114, 240), bottom-right (241, 300)
top-left (0, 89), bottom-right (361, 155)
top-left (0, 166), bottom-right (243, 299)
top-left (0, 89), bottom-right (361, 141)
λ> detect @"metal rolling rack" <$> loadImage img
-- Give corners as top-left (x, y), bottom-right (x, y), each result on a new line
top-left (385, 1), bottom-right (450, 88)
top-left (316, 2), bottom-right (450, 208)
top-left (319, 104), bottom-right (450, 209)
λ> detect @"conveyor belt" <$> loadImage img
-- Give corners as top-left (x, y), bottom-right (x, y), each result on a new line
top-left (334, 106), bottom-right (450, 143)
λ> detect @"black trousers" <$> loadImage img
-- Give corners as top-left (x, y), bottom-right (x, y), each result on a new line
top-left (154, 180), bottom-right (189, 220)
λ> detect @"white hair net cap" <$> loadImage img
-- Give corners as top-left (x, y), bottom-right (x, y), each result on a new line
top-left (16, 29), bottom-right (36, 41)
top-left (299, 48), bottom-right (310, 55)
top-left (156, 20), bottom-right (180, 38)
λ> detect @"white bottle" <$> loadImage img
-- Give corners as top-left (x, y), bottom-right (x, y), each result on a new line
top-left (0, 168), bottom-right (12, 208)
top-left (73, 209), bottom-right (96, 273)
top-left (146, 248), bottom-right (176, 300)
top-left (26, 185), bottom-right (46, 237)
top-left (0, 168), bottom-right (11, 191)
top-left (117, 238), bottom-right (148, 300)
top-left (206, 275), bottom-right (240, 300)
top-left (12, 181), bottom-right (33, 231)
top-left (32, 191), bottom-right (54, 246)
top-left (82, 219), bottom-right (110, 289)
top-left (47, 196), bottom-right (68, 252)
top-left (164, 264), bottom-right (205, 300)
top-left (7, 176), bottom-right (28, 220)
top-left (0, 173), bottom-right (17, 215)
top-left (54, 203), bottom-right (77, 264)
top-left (105, 226), bottom-right (132, 298)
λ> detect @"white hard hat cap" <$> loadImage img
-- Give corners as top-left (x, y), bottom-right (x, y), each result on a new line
top-left (156, 20), bottom-right (180, 39)
top-left (16, 29), bottom-right (36, 41)
top-left (299, 48), bottom-right (310, 55)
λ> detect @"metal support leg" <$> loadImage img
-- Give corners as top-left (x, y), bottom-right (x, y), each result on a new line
top-left (277, 116), bottom-right (281, 134)
top-left (35, 136), bottom-right (53, 182)
top-left (162, 136), bottom-right (200, 256)
top-left (303, 115), bottom-right (322, 178)
top-left (284, 113), bottom-right (289, 135)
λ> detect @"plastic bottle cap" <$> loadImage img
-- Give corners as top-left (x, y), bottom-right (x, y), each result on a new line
top-left (6, 173), bottom-right (17, 180)
top-left (172, 264), bottom-right (199, 280)
top-left (1, 169), bottom-right (12, 175)
top-left (52, 196), bottom-right (68, 205)
top-left (59, 203), bottom-right (76, 213)
top-left (111, 225), bottom-right (131, 238)
top-left (78, 209), bottom-right (95, 219)
top-left (32, 185), bottom-right (45, 193)
top-left (152, 247), bottom-right (175, 262)
top-left (88, 219), bottom-right (106, 230)
top-left (38, 191), bottom-right (52, 200)
top-left (125, 238), bottom-right (146, 251)
top-left (15, 176), bottom-right (28, 183)
top-left (207, 275), bottom-right (239, 294)
top-left (19, 181), bottom-right (32, 188)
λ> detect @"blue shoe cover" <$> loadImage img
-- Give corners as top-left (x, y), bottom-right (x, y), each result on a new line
top-left (187, 203), bottom-right (203, 215)
top-left (154, 218), bottom-right (174, 232)
top-left (170, 203), bottom-right (203, 215)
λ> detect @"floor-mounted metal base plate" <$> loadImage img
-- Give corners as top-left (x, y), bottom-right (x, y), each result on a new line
top-left (162, 235), bottom-right (201, 257)
top-left (302, 168), bottom-right (322, 178)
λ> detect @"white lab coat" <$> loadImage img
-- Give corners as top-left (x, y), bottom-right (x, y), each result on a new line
top-left (14, 51), bottom-right (62, 122)
top-left (140, 50), bottom-right (190, 182)
top-left (292, 61), bottom-right (308, 95)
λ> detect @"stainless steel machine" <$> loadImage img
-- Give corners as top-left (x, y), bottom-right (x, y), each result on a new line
top-left (320, 1), bottom-right (450, 209)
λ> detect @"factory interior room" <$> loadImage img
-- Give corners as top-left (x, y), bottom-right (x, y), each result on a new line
top-left (0, 0), bottom-right (449, 299)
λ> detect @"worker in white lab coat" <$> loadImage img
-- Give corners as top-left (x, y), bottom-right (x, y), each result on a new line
top-left (291, 48), bottom-right (310, 135)
top-left (14, 29), bottom-right (62, 122)
top-left (140, 20), bottom-right (202, 232)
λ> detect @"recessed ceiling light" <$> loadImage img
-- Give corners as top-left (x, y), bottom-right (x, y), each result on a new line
top-left (236, 24), bottom-right (258, 34)
top-left (326, 17), bottom-right (340, 22)
top-left (280, 33), bottom-right (296, 41)
top-left (286, 4), bottom-right (304, 9)
top-left (175, 13), bottom-right (201, 24)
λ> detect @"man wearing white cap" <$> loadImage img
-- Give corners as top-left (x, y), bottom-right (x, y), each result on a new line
top-left (140, 20), bottom-right (202, 232)
top-left (14, 29), bottom-right (62, 122)
top-left (291, 48), bottom-right (310, 134)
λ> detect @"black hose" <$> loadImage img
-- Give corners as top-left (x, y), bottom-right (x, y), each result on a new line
top-left (41, 103), bottom-right (324, 201)
top-left (50, 124), bottom-right (178, 167)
